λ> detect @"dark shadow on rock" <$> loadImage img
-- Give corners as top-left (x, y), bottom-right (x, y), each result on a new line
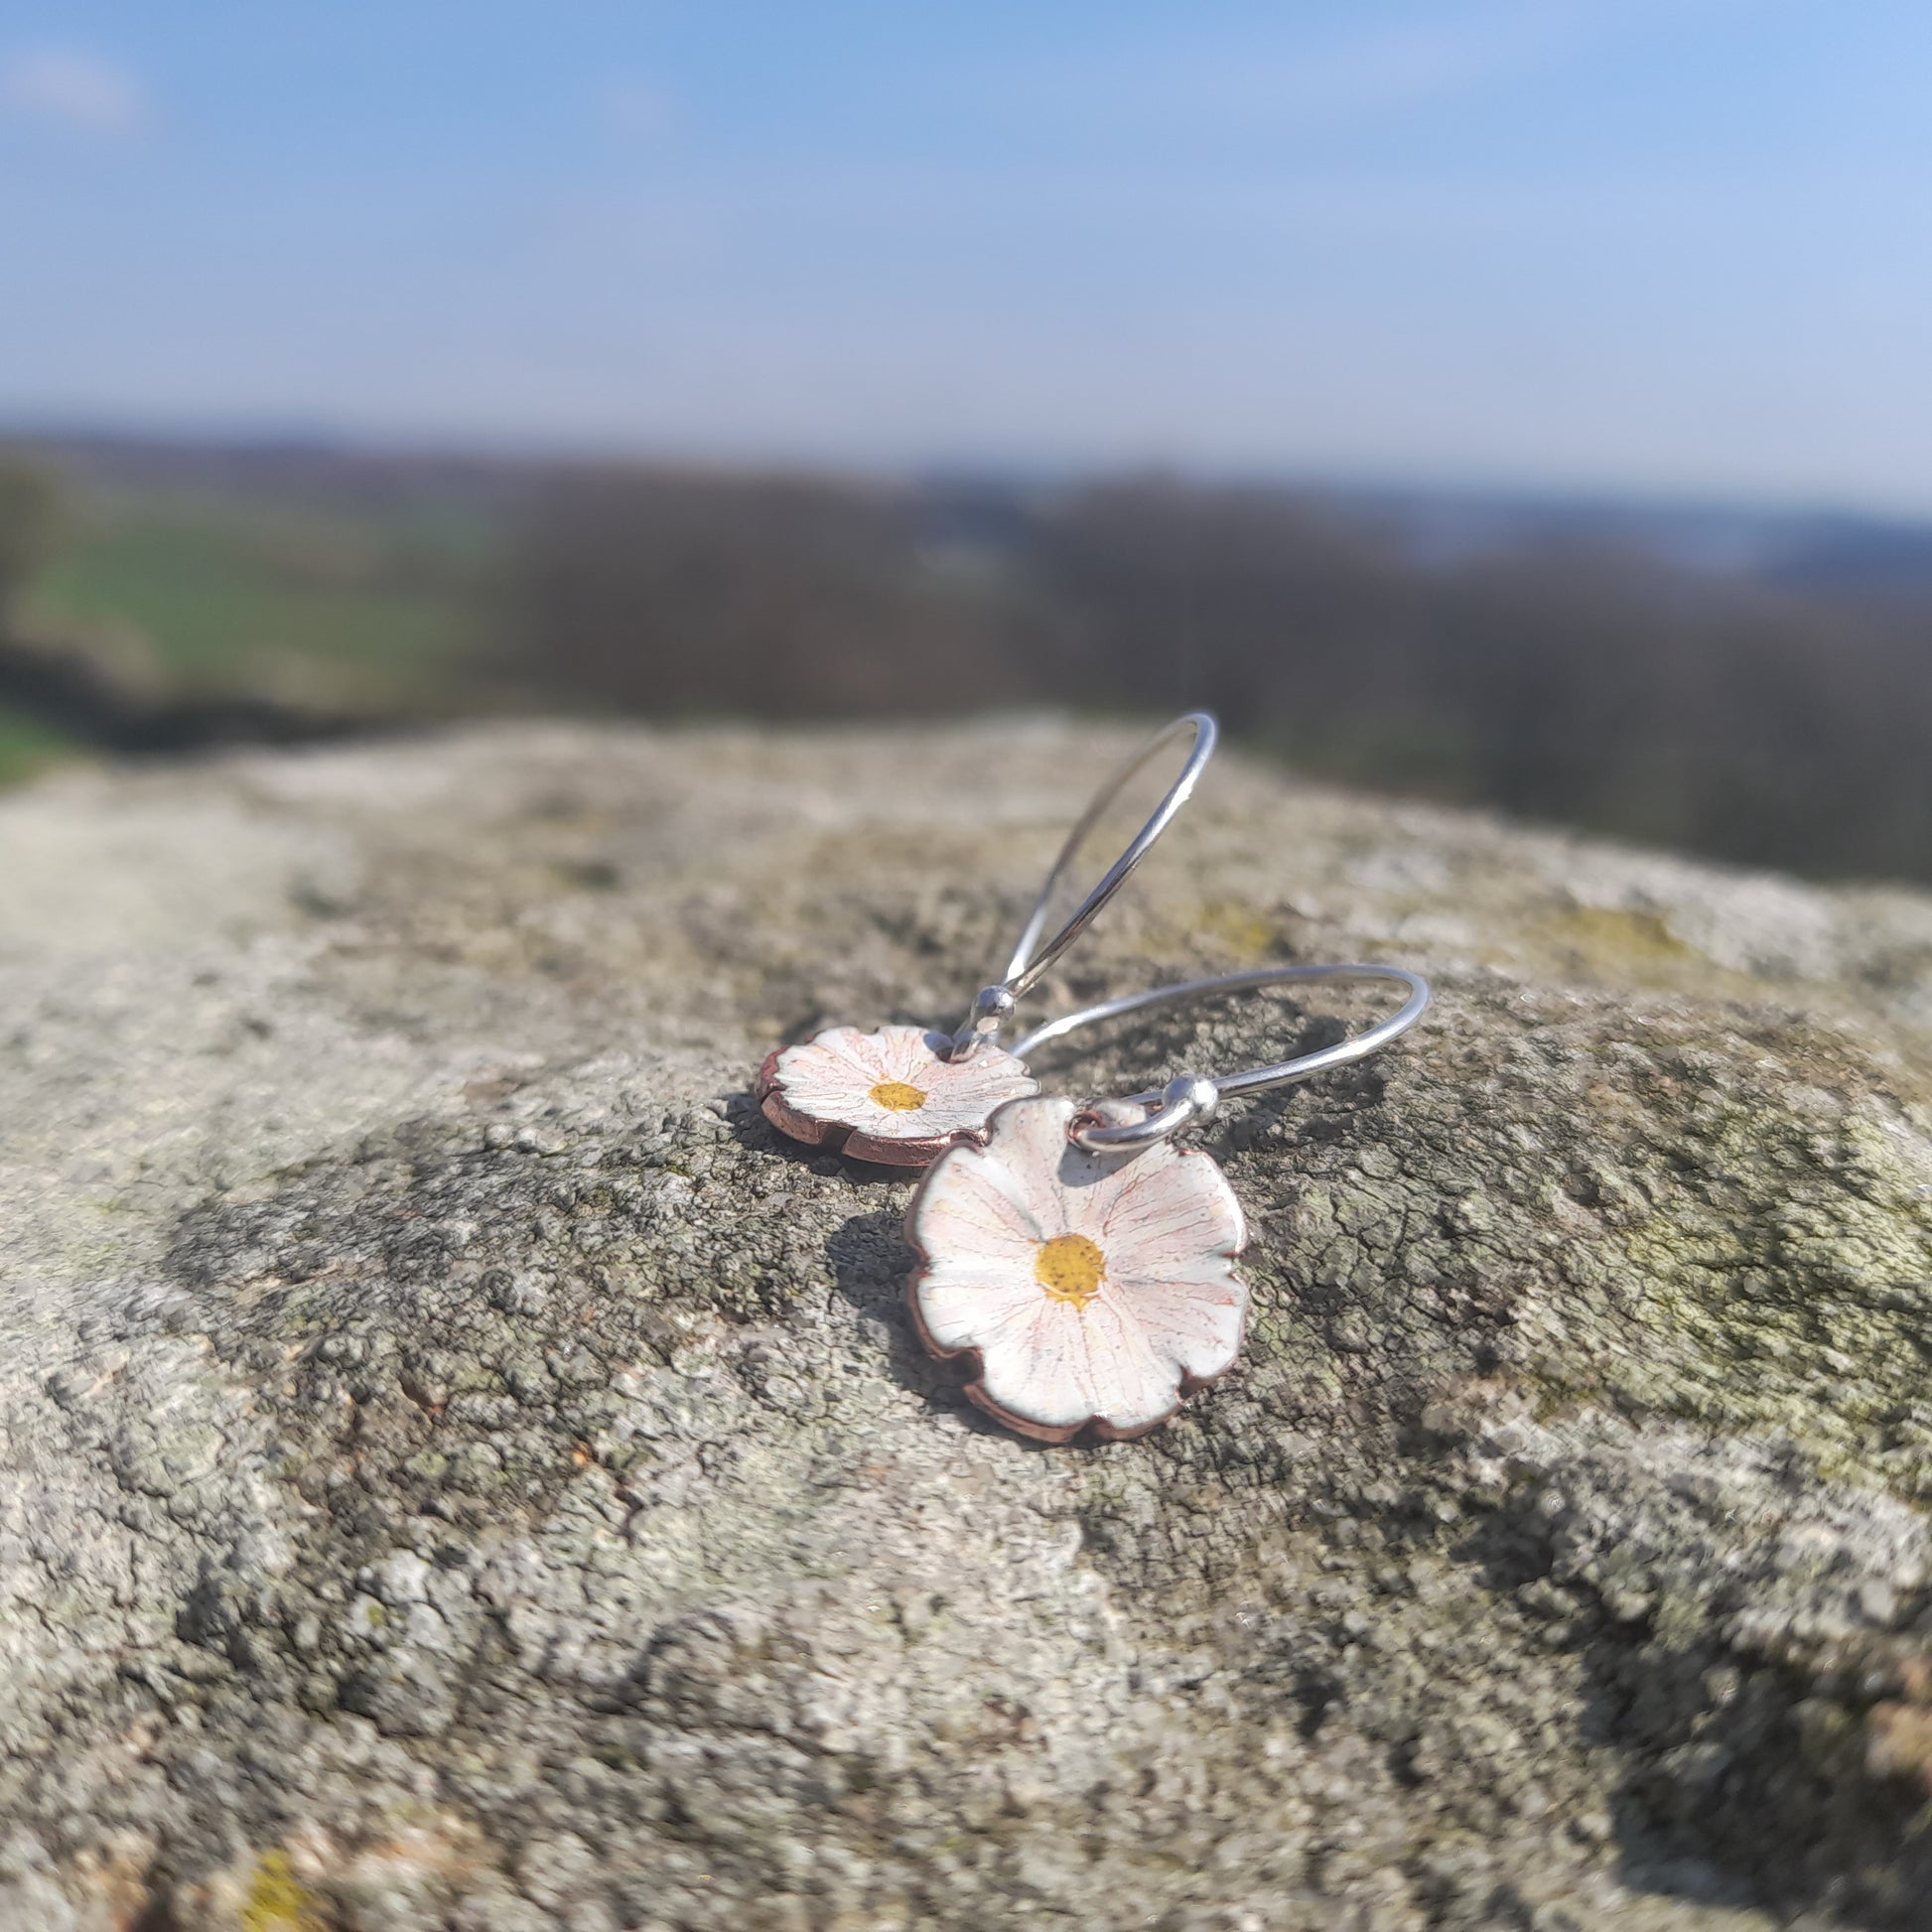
top-left (824, 1206), bottom-right (914, 1321)
top-left (720, 1083), bottom-right (942, 1187)
top-left (1449, 1498), bottom-right (1932, 1931)
top-left (826, 1206), bottom-right (956, 1419)
top-left (822, 1207), bottom-right (1067, 1449)
top-left (719, 1086), bottom-right (798, 1163)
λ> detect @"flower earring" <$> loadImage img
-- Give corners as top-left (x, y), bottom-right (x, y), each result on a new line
top-left (758, 713), bottom-right (1218, 1167)
top-left (903, 962), bottom-right (1431, 1443)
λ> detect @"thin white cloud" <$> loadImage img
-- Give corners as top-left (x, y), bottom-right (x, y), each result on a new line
top-left (1, 47), bottom-right (145, 135)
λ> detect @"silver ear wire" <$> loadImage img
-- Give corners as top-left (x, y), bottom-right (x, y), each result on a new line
top-left (1017, 963), bottom-right (1431, 1152)
top-left (947, 711), bottom-right (1217, 1058)
top-left (953, 984), bottom-right (1018, 1053)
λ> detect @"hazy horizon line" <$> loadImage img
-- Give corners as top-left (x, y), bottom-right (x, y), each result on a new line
top-left (11, 410), bottom-right (1932, 536)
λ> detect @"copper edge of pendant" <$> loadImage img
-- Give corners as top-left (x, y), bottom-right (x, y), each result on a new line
top-left (756, 1047), bottom-right (978, 1170)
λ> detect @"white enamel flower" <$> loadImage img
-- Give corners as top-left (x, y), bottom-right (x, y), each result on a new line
top-left (759, 1024), bottom-right (1038, 1168)
top-left (906, 1093), bottom-right (1248, 1441)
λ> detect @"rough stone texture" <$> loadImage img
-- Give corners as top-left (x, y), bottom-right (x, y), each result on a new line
top-left (1, 719), bottom-right (1930, 1931)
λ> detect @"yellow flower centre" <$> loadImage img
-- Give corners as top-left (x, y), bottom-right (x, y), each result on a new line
top-left (1035, 1233), bottom-right (1106, 1310)
top-left (869, 1079), bottom-right (927, 1113)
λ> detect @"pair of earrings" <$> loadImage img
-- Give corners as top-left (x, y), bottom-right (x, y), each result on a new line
top-left (757, 715), bottom-right (1430, 1443)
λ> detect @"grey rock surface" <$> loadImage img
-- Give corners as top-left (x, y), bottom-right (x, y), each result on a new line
top-left (1, 720), bottom-right (1930, 1931)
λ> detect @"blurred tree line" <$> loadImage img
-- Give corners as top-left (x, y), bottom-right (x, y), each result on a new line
top-left (0, 456), bottom-right (88, 784)
top-left (6, 441), bottom-right (1932, 883)
top-left (0, 457), bottom-right (62, 614)
top-left (506, 469), bottom-right (1932, 883)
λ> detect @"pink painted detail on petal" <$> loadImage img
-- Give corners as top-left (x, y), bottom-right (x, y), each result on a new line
top-left (759, 1025), bottom-right (1037, 1165)
top-left (916, 1257), bottom-right (1044, 1356)
top-left (901, 1140), bottom-right (1045, 1265)
top-left (973, 1299), bottom-right (1110, 1434)
top-left (1101, 1151), bottom-right (1247, 1265)
top-left (1103, 1274), bottom-right (1246, 1384)
top-left (906, 1093), bottom-right (1250, 1442)
top-left (881, 1023), bottom-right (946, 1087)
top-left (763, 1026), bottom-right (897, 1121)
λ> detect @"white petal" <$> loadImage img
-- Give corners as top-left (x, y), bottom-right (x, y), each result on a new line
top-left (973, 1301), bottom-right (1097, 1431)
top-left (954, 1049), bottom-right (1038, 1107)
top-left (976, 1295), bottom-right (1180, 1436)
top-left (876, 1025), bottom-right (944, 1085)
top-left (778, 1027), bottom-right (1037, 1142)
top-left (915, 1253), bottom-right (1044, 1353)
top-left (909, 1092), bottom-right (1250, 1437)
top-left (888, 1050), bottom-right (1035, 1137)
top-left (1100, 1149), bottom-right (1246, 1275)
top-left (910, 1146), bottom-right (1045, 1267)
top-left (771, 1031), bottom-right (884, 1120)
top-left (1103, 1272), bottom-right (1246, 1384)
top-left (969, 1095), bottom-right (1117, 1235)
top-left (819, 1026), bottom-right (896, 1081)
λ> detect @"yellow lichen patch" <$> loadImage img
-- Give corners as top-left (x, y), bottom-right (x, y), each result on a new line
top-left (1194, 899), bottom-right (1281, 965)
top-left (869, 1080), bottom-right (927, 1113)
top-left (244, 1852), bottom-right (320, 1932)
top-left (1547, 906), bottom-right (1699, 980)
top-left (1035, 1233), bottom-right (1106, 1309)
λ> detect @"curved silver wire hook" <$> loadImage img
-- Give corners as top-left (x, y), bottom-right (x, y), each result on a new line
top-left (1007, 962), bottom-right (1431, 1152)
top-left (948, 711), bottom-right (1218, 1058)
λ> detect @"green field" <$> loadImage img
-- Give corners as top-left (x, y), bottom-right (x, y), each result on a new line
top-left (23, 486), bottom-right (499, 719)
top-left (0, 704), bottom-right (84, 788)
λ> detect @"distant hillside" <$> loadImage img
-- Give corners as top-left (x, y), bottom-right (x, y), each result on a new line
top-left (5, 431), bottom-right (1932, 884)
top-left (18, 427), bottom-right (1932, 594)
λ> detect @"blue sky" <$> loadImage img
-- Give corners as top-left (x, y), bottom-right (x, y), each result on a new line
top-left (2, 1), bottom-right (1930, 509)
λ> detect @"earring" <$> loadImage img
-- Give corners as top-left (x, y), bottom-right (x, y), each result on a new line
top-left (903, 962), bottom-right (1431, 1443)
top-left (757, 713), bottom-right (1218, 1167)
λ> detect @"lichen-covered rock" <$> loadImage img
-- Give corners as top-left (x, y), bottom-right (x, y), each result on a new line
top-left (0, 721), bottom-right (1929, 1931)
